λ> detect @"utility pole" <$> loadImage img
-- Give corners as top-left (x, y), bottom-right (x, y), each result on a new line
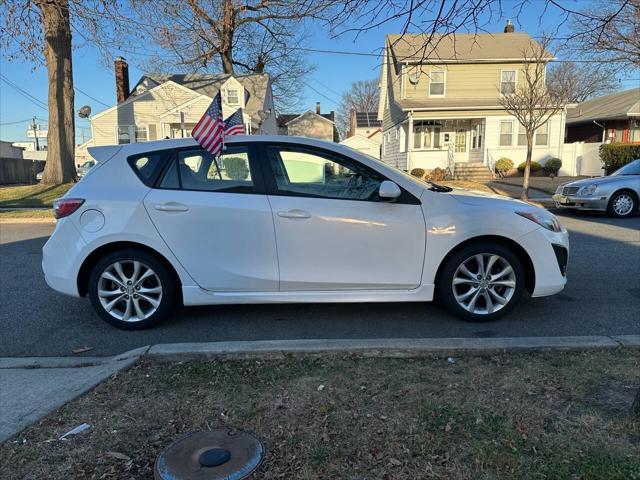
top-left (32, 117), bottom-right (40, 151)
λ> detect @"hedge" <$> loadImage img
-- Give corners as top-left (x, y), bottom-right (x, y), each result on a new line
top-left (517, 161), bottom-right (542, 173)
top-left (600, 144), bottom-right (640, 174)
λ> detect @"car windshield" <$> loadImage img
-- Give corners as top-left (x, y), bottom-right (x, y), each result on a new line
top-left (611, 159), bottom-right (640, 176)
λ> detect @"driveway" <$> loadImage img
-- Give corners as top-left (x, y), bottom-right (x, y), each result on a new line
top-left (1, 212), bottom-right (638, 357)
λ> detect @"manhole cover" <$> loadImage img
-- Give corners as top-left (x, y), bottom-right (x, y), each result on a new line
top-left (154, 428), bottom-right (263, 480)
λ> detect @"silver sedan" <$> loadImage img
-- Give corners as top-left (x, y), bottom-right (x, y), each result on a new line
top-left (553, 159), bottom-right (640, 218)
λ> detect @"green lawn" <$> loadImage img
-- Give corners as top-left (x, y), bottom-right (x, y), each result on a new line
top-left (0, 209), bottom-right (54, 220)
top-left (0, 183), bottom-right (73, 208)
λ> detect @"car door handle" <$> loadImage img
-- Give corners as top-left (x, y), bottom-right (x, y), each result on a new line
top-left (277, 209), bottom-right (311, 219)
top-left (154, 202), bottom-right (189, 212)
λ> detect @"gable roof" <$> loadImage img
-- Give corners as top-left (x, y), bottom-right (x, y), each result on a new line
top-left (277, 111), bottom-right (335, 127)
top-left (355, 112), bottom-right (381, 128)
top-left (567, 88), bottom-right (640, 125)
top-left (386, 32), bottom-right (552, 63)
top-left (131, 73), bottom-right (270, 114)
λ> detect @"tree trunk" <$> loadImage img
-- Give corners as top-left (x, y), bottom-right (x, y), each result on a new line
top-left (633, 387), bottom-right (640, 418)
top-left (521, 134), bottom-right (534, 201)
top-left (219, 0), bottom-right (234, 74)
top-left (38, 0), bottom-right (76, 185)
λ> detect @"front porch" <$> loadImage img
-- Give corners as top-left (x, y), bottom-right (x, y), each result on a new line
top-left (407, 118), bottom-right (487, 172)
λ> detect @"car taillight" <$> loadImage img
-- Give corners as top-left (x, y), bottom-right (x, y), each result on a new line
top-left (53, 198), bottom-right (85, 219)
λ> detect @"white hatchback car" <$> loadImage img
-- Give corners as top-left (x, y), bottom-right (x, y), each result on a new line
top-left (43, 136), bottom-right (569, 329)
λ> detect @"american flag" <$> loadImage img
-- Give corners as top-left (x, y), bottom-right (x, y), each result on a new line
top-left (192, 93), bottom-right (224, 157)
top-left (224, 108), bottom-right (246, 136)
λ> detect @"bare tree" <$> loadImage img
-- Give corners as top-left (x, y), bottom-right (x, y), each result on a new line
top-left (564, 0), bottom-right (640, 71)
top-left (127, 0), bottom-right (333, 111)
top-left (337, 79), bottom-right (379, 138)
top-left (547, 61), bottom-right (619, 103)
top-left (1, 0), bottom-right (76, 184)
top-left (499, 40), bottom-right (566, 200)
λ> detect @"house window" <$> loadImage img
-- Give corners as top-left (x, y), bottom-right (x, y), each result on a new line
top-left (226, 89), bottom-right (239, 106)
top-left (135, 126), bottom-right (148, 143)
top-left (429, 71), bottom-right (445, 97)
top-left (413, 121), bottom-right (442, 149)
top-left (518, 124), bottom-right (527, 146)
top-left (500, 70), bottom-right (516, 95)
top-left (535, 122), bottom-right (549, 146)
top-left (117, 126), bottom-right (131, 144)
top-left (499, 121), bottom-right (513, 146)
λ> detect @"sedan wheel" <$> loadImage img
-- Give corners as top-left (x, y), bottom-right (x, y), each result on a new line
top-left (608, 191), bottom-right (637, 218)
top-left (452, 254), bottom-right (516, 315)
top-left (88, 249), bottom-right (176, 329)
top-left (438, 242), bottom-right (525, 322)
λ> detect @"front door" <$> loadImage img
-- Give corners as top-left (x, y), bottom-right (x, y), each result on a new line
top-left (262, 144), bottom-right (426, 291)
top-left (143, 145), bottom-right (279, 292)
top-left (453, 128), bottom-right (468, 162)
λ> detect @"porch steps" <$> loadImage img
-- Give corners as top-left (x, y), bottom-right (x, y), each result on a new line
top-left (453, 162), bottom-right (494, 181)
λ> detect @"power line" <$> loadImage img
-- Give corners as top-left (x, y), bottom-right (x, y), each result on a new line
top-left (0, 74), bottom-right (48, 111)
top-left (0, 118), bottom-right (33, 126)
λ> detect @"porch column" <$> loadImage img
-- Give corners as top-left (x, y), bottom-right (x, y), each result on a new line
top-left (407, 111), bottom-right (413, 172)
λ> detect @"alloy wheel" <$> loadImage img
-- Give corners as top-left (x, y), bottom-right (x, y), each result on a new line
top-left (451, 253), bottom-right (516, 315)
top-left (97, 260), bottom-right (163, 322)
top-left (612, 194), bottom-right (634, 216)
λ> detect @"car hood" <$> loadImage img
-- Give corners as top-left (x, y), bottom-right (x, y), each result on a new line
top-left (447, 188), bottom-right (532, 210)
top-left (560, 176), bottom-right (624, 188)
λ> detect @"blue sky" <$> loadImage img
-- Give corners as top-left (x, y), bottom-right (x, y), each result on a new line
top-left (1, 0), bottom-right (637, 143)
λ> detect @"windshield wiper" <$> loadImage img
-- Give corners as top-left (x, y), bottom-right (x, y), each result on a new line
top-left (427, 182), bottom-right (453, 192)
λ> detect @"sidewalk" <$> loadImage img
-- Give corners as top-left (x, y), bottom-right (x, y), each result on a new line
top-left (487, 182), bottom-right (554, 205)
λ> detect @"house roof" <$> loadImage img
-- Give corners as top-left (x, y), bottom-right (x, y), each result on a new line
top-left (131, 73), bottom-right (270, 114)
top-left (355, 112), bottom-right (381, 128)
top-left (566, 88), bottom-right (640, 125)
top-left (386, 32), bottom-right (552, 63)
top-left (277, 111), bottom-right (335, 127)
top-left (397, 98), bottom-right (504, 110)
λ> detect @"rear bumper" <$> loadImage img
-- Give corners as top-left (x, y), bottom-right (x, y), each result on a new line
top-left (518, 226), bottom-right (569, 297)
top-left (552, 194), bottom-right (608, 211)
top-left (42, 219), bottom-right (85, 297)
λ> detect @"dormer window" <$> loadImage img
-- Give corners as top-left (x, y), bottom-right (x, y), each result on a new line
top-left (429, 71), bottom-right (445, 97)
top-left (226, 89), bottom-right (240, 106)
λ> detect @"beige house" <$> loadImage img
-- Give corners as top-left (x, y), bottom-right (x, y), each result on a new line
top-left (277, 103), bottom-right (339, 142)
top-left (89, 58), bottom-right (277, 147)
top-left (378, 24), bottom-right (568, 175)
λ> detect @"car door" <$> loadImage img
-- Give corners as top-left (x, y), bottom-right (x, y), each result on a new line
top-left (262, 143), bottom-right (426, 291)
top-left (143, 144), bottom-right (279, 292)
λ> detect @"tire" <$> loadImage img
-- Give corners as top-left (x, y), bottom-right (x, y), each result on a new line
top-left (607, 190), bottom-right (637, 218)
top-left (88, 249), bottom-right (177, 330)
top-left (437, 242), bottom-right (526, 322)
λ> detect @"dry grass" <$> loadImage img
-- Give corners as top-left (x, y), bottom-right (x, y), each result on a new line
top-left (0, 183), bottom-right (73, 208)
top-left (438, 180), bottom-right (495, 193)
top-left (1, 350), bottom-right (638, 480)
top-left (0, 209), bottom-right (54, 219)
top-left (495, 176), bottom-right (590, 195)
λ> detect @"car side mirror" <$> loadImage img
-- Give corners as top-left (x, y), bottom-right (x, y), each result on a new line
top-left (378, 180), bottom-right (401, 202)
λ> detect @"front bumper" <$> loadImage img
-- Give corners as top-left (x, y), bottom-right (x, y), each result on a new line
top-left (518, 226), bottom-right (569, 297)
top-left (552, 193), bottom-right (608, 211)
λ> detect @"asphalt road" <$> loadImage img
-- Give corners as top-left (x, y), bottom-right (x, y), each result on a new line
top-left (1, 212), bottom-right (639, 357)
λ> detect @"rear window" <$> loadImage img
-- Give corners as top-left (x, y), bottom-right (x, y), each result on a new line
top-left (127, 150), bottom-right (170, 186)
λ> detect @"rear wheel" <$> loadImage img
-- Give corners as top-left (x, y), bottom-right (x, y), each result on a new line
top-left (88, 249), bottom-right (176, 329)
top-left (607, 191), bottom-right (637, 218)
top-left (438, 242), bottom-right (525, 322)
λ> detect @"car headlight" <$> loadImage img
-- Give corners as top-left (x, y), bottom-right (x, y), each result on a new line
top-left (578, 184), bottom-right (597, 196)
top-left (516, 211), bottom-right (562, 232)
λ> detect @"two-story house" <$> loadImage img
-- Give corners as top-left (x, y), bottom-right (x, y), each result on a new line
top-left (87, 58), bottom-right (277, 149)
top-left (277, 103), bottom-right (339, 142)
top-left (378, 24), bottom-right (568, 176)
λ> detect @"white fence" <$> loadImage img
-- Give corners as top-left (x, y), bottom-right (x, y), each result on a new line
top-left (561, 142), bottom-right (605, 177)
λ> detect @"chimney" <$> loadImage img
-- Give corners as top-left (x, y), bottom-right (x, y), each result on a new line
top-left (349, 106), bottom-right (356, 138)
top-left (504, 19), bottom-right (515, 33)
top-left (114, 57), bottom-right (130, 103)
top-left (316, 102), bottom-right (321, 114)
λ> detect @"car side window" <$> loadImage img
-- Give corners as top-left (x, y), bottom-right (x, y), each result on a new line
top-left (159, 147), bottom-right (254, 193)
top-left (267, 146), bottom-right (384, 201)
top-left (128, 151), bottom-right (170, 187)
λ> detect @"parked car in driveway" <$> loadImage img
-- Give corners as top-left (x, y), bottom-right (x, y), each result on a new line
top-left (42, 136), bottom-right (569, 329)
top-left (552, 159), bottom-right (640, 218)
top-left (76, 160), bottom-right (96, 178)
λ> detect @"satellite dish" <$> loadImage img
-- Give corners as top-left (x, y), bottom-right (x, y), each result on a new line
top-left (78, 105), bottom-right (92, 118)
top-left (408, 72), bottom-right (420, 85)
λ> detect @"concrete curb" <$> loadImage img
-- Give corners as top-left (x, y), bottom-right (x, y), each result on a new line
top-left (145, 335), bottom-right (640, 362)
top-left (0, 346), bottom-right (149, 369)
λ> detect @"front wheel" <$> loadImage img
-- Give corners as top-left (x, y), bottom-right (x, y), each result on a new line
top-left (437, 242), bottom-right (525, 322)
top-left (607, 191), bottom-right (637, 218)
top-left (88, 249), bottom-right (176, 330)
